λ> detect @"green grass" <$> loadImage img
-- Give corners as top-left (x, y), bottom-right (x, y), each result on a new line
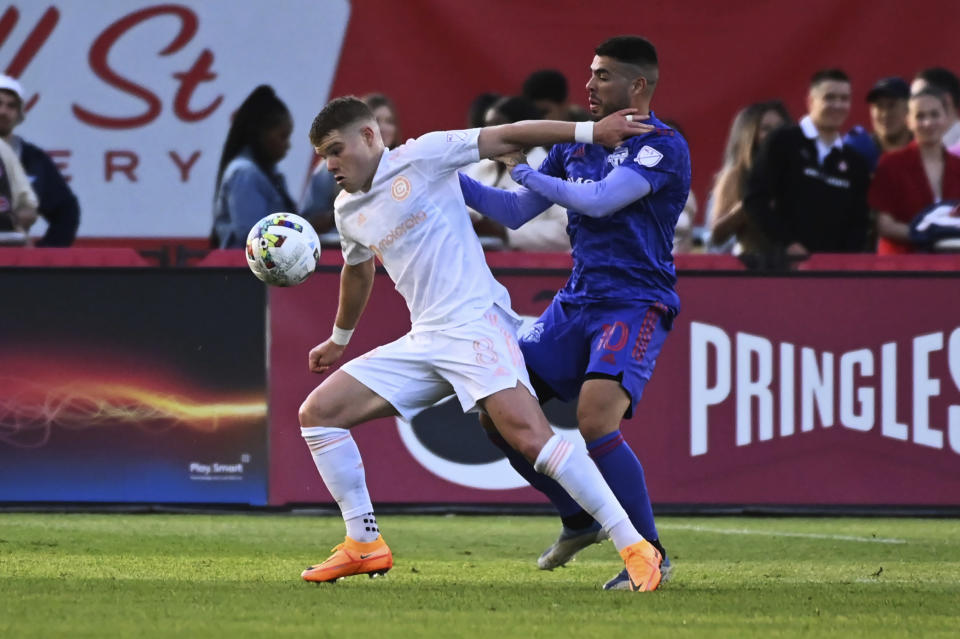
top-left (1, 514), bottom-right (958, 638)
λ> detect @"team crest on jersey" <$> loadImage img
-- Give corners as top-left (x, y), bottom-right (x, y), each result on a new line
top-left (635, 145), bottom-right (664, 167)
top-left (607, 146), bottom-right (629, 167)
top-left (391, 176), bottom-right (411, 201)
top-left (357, 213), bottom-right (367, 225)
top-left (521, 322), bottom-right (544, 343)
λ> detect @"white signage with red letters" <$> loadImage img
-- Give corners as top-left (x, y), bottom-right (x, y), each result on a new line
top-left (2, 1), bottom-right (349, 237)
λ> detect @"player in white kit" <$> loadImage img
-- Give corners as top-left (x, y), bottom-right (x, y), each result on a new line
top-left (297, 96), bottom-right (663, 591)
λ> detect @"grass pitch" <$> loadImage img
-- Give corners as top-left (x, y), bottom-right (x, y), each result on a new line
top-left (1, 513), bottom-right (957, 638)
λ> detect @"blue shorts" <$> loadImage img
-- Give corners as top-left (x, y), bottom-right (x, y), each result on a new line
top-left (519, 298), bottom-right (673, 418)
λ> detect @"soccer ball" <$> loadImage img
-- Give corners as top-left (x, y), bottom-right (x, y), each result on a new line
top-left (245, 212), bottom-right (321, 286)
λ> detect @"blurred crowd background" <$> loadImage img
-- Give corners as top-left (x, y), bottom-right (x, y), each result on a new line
top-left (4, 0), bottom-right (960, 268)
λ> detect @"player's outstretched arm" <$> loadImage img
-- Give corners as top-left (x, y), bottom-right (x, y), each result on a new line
top-left (458, 173), bottom-right (553, 229)
top-left (511, 165), bottom-right (652, 218)
top-left (477, 109), bottom-right (651, 159)
top-left (309, 258), bottom-right (375, 374)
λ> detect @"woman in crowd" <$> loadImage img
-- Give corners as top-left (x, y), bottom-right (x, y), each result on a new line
top-left (363, 93), bottom-right (400, 149)
top-left (211, 85), bottom-right (296, 248)
top-left (870, 87), bottom-right (960, 254)
top-left (707, 100), bottom-right (791, 255)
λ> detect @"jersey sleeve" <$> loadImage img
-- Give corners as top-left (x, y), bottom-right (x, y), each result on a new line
top-left (620, 135), bottom-right (688, 194)
top-left (406, 128), bottom-right (482, 178)
top-left (335, 208), bottom-right (374, 265)
top-left (537, 144), bottom-right (567, 179)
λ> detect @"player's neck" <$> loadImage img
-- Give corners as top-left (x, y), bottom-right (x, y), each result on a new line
top-left (359, 149), bottom-right (386, 193)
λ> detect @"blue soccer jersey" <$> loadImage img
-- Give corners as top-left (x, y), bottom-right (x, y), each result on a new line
top-left (537, 112), bottom-right (690, 311)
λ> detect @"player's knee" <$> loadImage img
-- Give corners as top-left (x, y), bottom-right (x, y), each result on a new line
top-left (577, 415), bottom-right (618, 443)
top-left (494, 416), bottom-right (549, 461)
top-left (299, 392), bottom-right (341, 428)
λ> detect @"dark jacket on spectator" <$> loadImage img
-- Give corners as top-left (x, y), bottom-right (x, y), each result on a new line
top-left (20, 140), bottom-right (80, 246)
top-left (744, 123), bottom-right (871, 253)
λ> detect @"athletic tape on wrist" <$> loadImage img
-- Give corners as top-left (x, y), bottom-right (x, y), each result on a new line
top-left (574, 121), bottom-right (594, 144)
top-left (331, 325), bottom-right (354, 346)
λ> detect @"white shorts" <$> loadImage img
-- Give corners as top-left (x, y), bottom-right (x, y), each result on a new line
top-left (341, 305), bottom-right (535, 421)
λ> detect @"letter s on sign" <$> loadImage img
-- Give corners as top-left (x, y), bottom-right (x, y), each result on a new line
top-left (72, 5), bottom-right (201, 129)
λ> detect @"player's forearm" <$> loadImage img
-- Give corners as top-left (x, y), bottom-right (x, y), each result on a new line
top-left (335, 259), bottom-right (375, 331)
top-left (458, 173), bottom-right (551, 229)
top-left (511, 165), bottom-right (651, 218)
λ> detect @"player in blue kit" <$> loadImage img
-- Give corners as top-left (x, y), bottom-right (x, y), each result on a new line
top-left (459, 35), bottom-right (690, 590)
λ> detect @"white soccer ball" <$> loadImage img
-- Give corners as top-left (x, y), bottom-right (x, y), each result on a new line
top-left (245, 212), bottom-right (321, 286)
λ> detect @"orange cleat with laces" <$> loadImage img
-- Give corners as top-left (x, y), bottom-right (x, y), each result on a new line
top-left (301, 535), bottom-right (393, 583)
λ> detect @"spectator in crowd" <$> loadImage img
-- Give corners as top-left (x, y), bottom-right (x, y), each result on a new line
top-left (744, 69), bottom-right (871, 258)
top-left (212, 85), bottom-right (296, 249)
top-left (467, 92), bottom-right (501, 129)
top-left (301, 93), bottom-right (401, 239)
top-left (362, 93), bottom-right (400, 150)
top-left (0, 135), bottom-right (37, 244)
top-left (707, 100), bottom-right (791, 256)
top-left (869, 87), bottom-right (960, 254)
top-left (521, 70), bottom-right (589, 121)
top-left (911, 67), bottom-right (960, 155)
top-left (461, 96), bottom-right (570, 251)
top-left (844, 77), bottom-right (912, 172)
top-left (0, 74), bottom-right (78, 246)
top-left (523, 69), bottom-right (573, 120)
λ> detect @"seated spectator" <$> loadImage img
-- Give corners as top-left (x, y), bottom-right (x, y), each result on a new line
top-left (870, 87), bottom-right (960, 254)
top-left (301, 93), bottom-right (400, 240)
top-left (522, 69), bottom-right (588, 121)
top-left (707, 100), bottom-right (791, 255)
top-left (744, 69), bottom-right (871, 257)
top-left (0, 135), bottom-right (37, 244)
top-left (911, 67), bottom-right (960, 155)
top-left (461, 96), bottom-right (570, 252)
top-left (844, 77), bottom-right (912, 172)
top-left (0, 74), bottom-right (78, 246)
top-left (211, 86), bottom-right (296, 248)
top-left (466, 92), bottom-right (501, 129)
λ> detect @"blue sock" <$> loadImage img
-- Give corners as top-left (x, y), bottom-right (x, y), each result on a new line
top-left (587, 429), bottom-right (659, 542)
top-left (486, 430), bottom-right (586, 520)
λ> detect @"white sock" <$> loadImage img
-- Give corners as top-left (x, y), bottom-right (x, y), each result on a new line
top-left (301, 426), bottom-right (378, 540)
top-left (534, 434), bottom-right (643, 551)
top-left (345, 513), bottom-right (380, 543)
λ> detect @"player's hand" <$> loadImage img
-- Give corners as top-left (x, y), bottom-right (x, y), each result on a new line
top-left (594, 109), bottom-right (653, 147)
top-left (308, 339), bottom-right (345, 374)
top-left (495, 150), bottom-right (527, 170)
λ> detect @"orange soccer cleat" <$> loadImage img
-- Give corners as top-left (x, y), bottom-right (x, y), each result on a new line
top-left (301, 535), bottom-right (394, 583)
top-left (619, 539), bottom-right (662, 592)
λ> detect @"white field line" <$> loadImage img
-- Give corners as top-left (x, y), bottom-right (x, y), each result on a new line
top-left (658, 523), bottom-right (907, 544)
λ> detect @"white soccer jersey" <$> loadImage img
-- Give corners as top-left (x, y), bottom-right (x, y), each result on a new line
top-left (335, 128), bottom-right (517, 333)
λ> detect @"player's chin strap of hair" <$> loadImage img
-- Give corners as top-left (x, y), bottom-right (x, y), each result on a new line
top-left (331, 325), bottom-right (354, 346)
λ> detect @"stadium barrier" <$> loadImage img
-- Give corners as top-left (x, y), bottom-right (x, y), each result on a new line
top-left (1, 250), bottom-right (958, 511)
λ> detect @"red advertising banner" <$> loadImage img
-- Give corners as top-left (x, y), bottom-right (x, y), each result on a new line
top-left (269, 268), bottom-right (960, 507)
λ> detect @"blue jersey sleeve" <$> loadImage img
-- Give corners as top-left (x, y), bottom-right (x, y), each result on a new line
top-left (537, 144), bottom-right (568, 179)
top-left (620, 135), bottom-right (689, 194)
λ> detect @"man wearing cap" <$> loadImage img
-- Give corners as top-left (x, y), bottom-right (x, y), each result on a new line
top-left (0, 75), bottom-right (79, 246)
top-left (844, 77), bottom-right (913, 172)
